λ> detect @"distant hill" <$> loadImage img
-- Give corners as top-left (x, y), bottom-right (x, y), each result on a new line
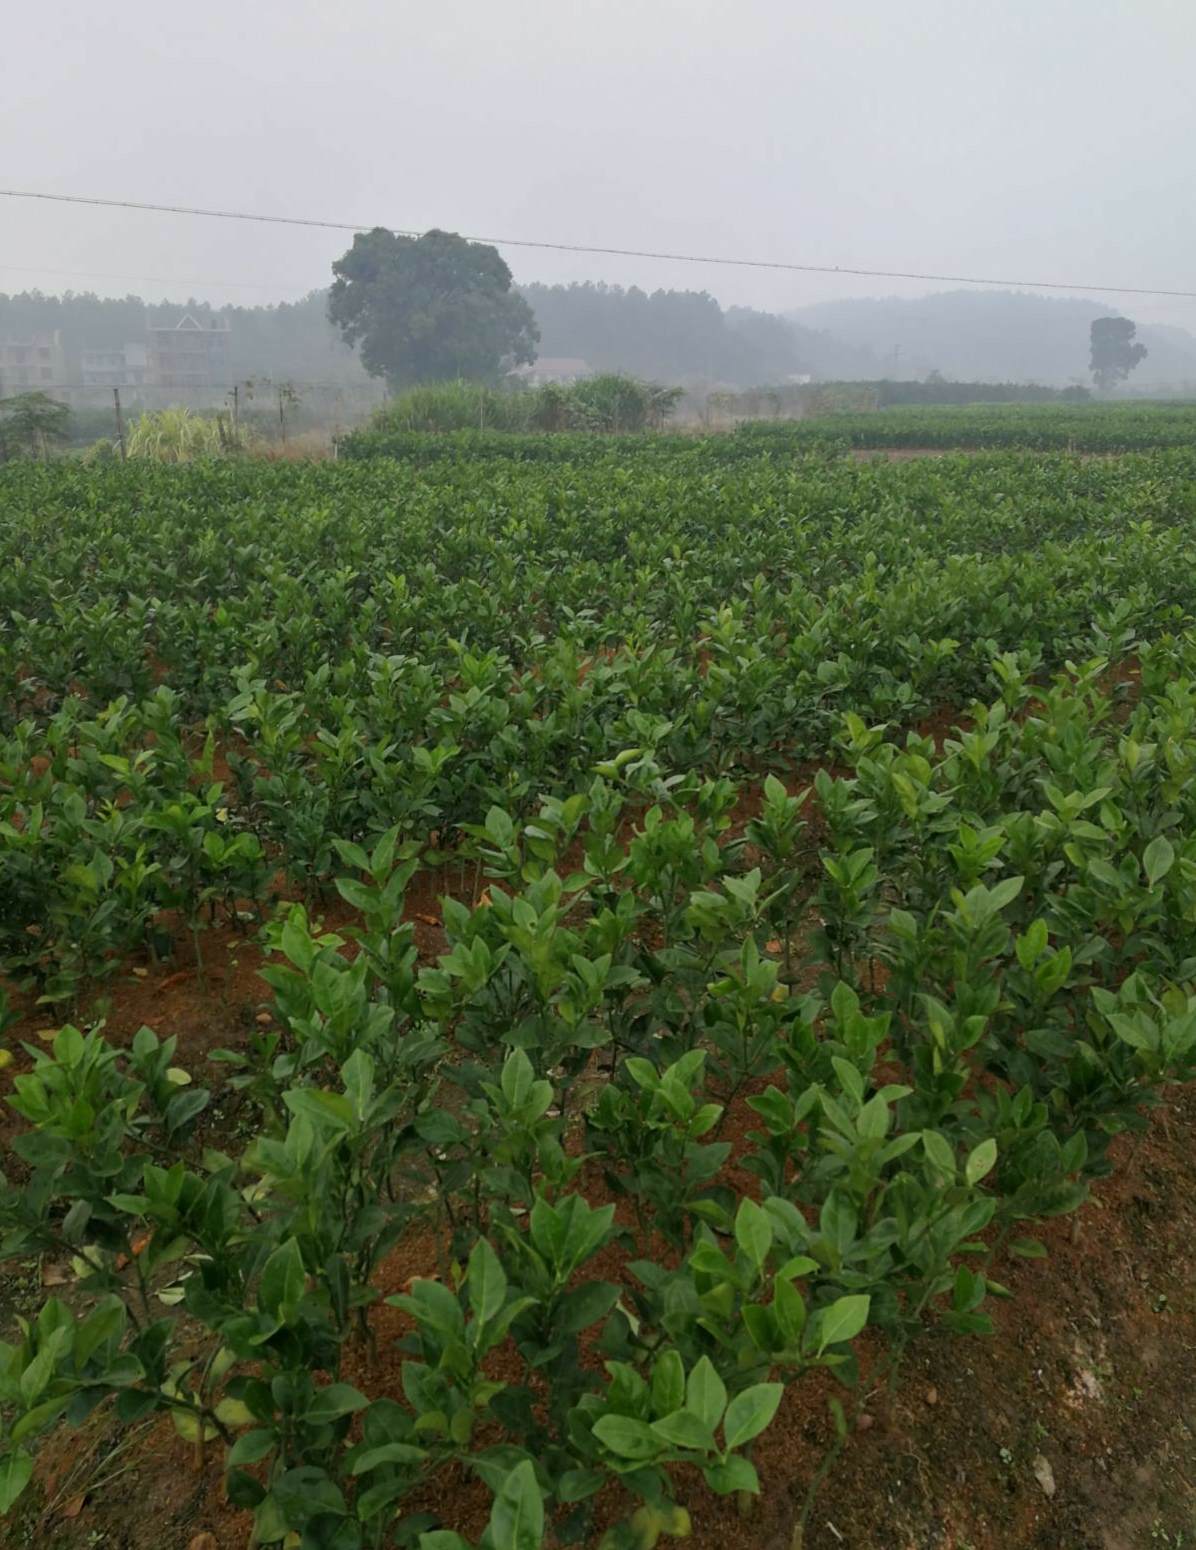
top-left (518, 282), bottom-right (879, 387)
top-left (789, 289), bottom-right (1196, 388)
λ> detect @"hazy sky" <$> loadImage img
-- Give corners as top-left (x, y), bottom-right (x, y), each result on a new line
top-left (4, 0), bottom-right (1196, 326)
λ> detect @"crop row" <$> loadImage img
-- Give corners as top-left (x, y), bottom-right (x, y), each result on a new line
top-left (3, 633), bottom-right (1196, 1545)
top-left (3, 445), bottom-right (1196, 1547)
top-left (4, 454), bottom-right (1196, 1004)
top-left (341, 402), bottom-right (1196, 460)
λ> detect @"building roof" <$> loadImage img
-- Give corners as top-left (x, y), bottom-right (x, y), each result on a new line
top-left (148, 313), bottom-right (230, 334)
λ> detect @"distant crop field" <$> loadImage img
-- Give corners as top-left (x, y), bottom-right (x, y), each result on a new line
top-left (731, 398), bottom-right (1196, 452)
top-left (341, 400), bottom-right (1196, 461)
top-left (4, 441), bottom-right (1196, 1550)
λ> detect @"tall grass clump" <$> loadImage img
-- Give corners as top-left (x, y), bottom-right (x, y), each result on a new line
top-left (125, 408), bottom-right (236, 462)
top-left (364, 373), bottom-right (684, 443)
top-left (372, 381), bottom-right (534, 433)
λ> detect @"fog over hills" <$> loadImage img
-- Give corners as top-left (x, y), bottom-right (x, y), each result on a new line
top-left (789, 290), bottom-right (1196, 387)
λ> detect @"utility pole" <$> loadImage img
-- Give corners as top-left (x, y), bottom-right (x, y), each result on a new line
top-left (278, 386), bottom-right (287, 444)
top-left (232, 383), bottom-right (240, 440)
top-left (113, 387), bottom-right (126, 460)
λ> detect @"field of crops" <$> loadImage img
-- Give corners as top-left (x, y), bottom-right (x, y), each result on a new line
top-left (4, 438), bottom-right (1196, 1549)
top-left (342, 400), bottom-right (1196, 461)
top-left (731, 400), bottom-right (1196, 453)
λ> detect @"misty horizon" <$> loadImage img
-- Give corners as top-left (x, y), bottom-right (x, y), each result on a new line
top-left (5, 0), bottom-right (1196, 335)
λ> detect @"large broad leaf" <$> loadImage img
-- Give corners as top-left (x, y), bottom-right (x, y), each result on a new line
top-left (0, 1451), bottom-right (33, 1514)
top-left (228, 1429), bottom-right (277, 1466)
top-left (734, 1198), bottom-right (773, 1271)
top-left (1144, 835), bottom-right (1175, 888)
top-left (685, 1356), bottom-right (727, 1433)
top-left (307, 1383), bottom-right (370, 1423)
top-left (467, 1238), bottom-right (507, 1328)
top-left (591, 1415), bottom-right (662, 1462)
top-left (815, 1294), bottom-right (870, 1354)
top-left (351, 1442), bottom-right (428, 1474)
top-left (487, 1458), bottom-right (544, 1550)
top-left (500, 1048), bottom-right (536, 1108)
top-left (965, 1137), bottom-right (998, 1186)
top-left (282, 1087), bottom-right (355, 1133)
top-left (164, 1086), bottom-right (210, 1135)
top-left (650, 1349), bottom-right (685, 1419)
top-left (722, 1382), bottom-right (784, 1450)
top-left (650, 1408), bottom-right (717, 1453)
top-left (258, 1237), bottom-right (306, 1319)
top-left (554, 1279), bottom-right (620, 1336)
top-left (703, 1454), bottom-right (759, 1496)
top-left (921, 1129), bottom-right (956, 1177)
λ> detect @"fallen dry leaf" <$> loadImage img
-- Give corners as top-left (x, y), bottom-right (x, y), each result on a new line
top-left (41, 1261), bottom-right (72, 1287)
top-left (188, 1534), bottom-right (219, 1550)
top-left (61, 1494), bottom-right (86, 1519)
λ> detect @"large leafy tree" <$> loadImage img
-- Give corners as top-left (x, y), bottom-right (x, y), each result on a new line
top-left (328, 228), bottom-right (538, 389)
top-left (1090, 316), bottom-right (1148, 392)
top-left (0, 392), bottom-right (71, 461)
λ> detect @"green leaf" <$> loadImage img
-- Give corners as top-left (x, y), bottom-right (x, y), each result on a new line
top-left (722, 1383), bottom-right (783, 1450)
top-left (229, 1429), bottom-right (277, 1466)
top-left (650, 1408), bottom-right (717, 1453)
top-left (685, 1356), bottom-right (727, 1433)
top-left (0, 1451), bottom-right (33, 1514)
top-left (1010, 1237), bottom-right (1048, 1260)
top-left (702, 1454), bottom-right (759, 1496)
top-left (650, 1350), bottom-right (685, 1419)
top-left (500, 1048), bottom-right (535, 1108)
top-left (773, 1274), bottom-right (807, 1344)
top-left (592, 1415), bottom-right (662, 1461)
top-left (988, 874), bottom-right (1025, 913)
top-left (965, 1138), bottom-right (998, 1187)
top-left (1015, 918), bottom-right (1048, 971)
top-left (307, 1383), bottom-right (370, 1423)
top-left (1144, 835), bottom-right (1175, 888)
top-left (19, 1334), bottom-right (62, 1405)
top-left (341, 1049), bottom-right (375, 1120)
top-left (734, 1197), bottom-right (773, 1272)
top-left (282, 1087), bottom-right (355, 1133)
top-left (165, 1087), bottom-right (210, 1135)
top-left (352, 1442), bottom-right (429, 1473)
top-left (335, 876), bottom-right (378, 914)
top-left (556, 1467), bottom-right (606, 1503)
top-left (555, 1280), bottom-right (619, 1336)
top-left (921, 1130), bottom-right (956, 1177)
top-left (467, 1238), bottom-right (507, 1328)
top-left (258, 1237), bottom-right (306, 1318)
top-left (814, 1294), bottom-right (870, 1354)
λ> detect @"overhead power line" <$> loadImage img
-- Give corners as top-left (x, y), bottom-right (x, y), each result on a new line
top-left (3, 185), bottom-right (1196, 302)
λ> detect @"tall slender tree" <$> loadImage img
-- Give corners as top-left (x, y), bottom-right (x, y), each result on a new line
top-left (1090, 317), bottom-right (1148, 392)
